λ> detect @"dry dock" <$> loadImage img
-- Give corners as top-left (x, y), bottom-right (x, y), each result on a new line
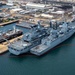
top-left (16, 22), bottom-right (34, 29)
top-left (0, 35), bottom-right (23, 54)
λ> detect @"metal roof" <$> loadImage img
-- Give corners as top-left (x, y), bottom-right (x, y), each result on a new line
top-left (26, 2), bottom-right (47, 8)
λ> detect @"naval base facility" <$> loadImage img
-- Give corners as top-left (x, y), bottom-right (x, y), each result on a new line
top-left (0, 0), bottom-right (75, 56)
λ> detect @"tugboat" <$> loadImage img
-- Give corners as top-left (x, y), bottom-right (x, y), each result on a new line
top-left (0, 26), bottom-right (23, 43)
top-left (30, 21), bottom-right (75, 56)
top-left (8, 21), bottom-right (49, 55)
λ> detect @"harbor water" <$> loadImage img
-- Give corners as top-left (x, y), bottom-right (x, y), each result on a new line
top-left (0, 23), bottom-right (75, 75)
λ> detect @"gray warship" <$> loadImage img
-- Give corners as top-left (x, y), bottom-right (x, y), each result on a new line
top-left (8, 21), bottom-right (49, 55)
top-left (30, 21), bottom-right (75, 56)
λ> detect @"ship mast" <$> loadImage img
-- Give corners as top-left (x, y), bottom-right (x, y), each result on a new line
top-left (62, 12), bottom-right (66, 22)
top-left (13, 26), bottom-right (16, 33)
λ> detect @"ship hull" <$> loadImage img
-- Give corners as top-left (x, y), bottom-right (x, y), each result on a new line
top-left (8, 39), bottom-right (41, 55)
top-left (30, 29), bottom-right (75, 56)
top-left (8, 47), bottom-right (29, 55)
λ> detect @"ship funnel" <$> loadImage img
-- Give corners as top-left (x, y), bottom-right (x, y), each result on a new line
top-left (50, 21), bottom-right (52, 28)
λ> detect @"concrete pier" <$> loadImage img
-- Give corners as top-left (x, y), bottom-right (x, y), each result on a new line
top-left (0, 20), bottom-right (19, 26)
top-left (0, 44), bottom-right (8, 54)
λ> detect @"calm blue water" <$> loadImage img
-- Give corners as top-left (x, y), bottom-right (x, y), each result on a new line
top-left (0, 5), bottom-right (11, 9)
top-left (0, 23), bottom-right (29, 33)
top-left (0, 23), bottom-right (75, 75)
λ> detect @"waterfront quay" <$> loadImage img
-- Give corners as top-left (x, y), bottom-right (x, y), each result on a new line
top-left (0, 44), bottom-right (8, 54)
top-left (0, 20), bottom-right (19, 26)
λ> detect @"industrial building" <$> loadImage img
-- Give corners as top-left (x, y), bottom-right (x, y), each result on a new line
top-left (25, 2), bottom-right (50, 10)
top-left (45, 0), bottom-right (75, 3)
top-left (6, 0), bottom-right (75, 3)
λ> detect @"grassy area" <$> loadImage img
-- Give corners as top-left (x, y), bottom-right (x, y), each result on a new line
top-left (0, 18), bottom-right (17, 23)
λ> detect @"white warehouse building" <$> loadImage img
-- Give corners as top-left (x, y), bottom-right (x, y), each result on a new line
top-left (25, 2), bottom-right (50, 10)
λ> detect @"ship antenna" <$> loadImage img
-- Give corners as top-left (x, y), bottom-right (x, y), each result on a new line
top-left (62, 12), bottom-right (66, 22)
top-left (55, 21), bottom-right (58, 30)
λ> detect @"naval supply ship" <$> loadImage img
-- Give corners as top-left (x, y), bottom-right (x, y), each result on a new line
top-left (0, 26), bottom-right (23, 43)
top-left (30, 21), bottom-right (75, 56)
top-left (8, 21), bottom-right (49, 55)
